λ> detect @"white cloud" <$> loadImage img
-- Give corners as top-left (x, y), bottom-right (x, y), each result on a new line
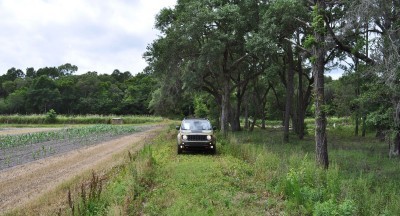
top-left (0, 0), bottom-right (176, 75)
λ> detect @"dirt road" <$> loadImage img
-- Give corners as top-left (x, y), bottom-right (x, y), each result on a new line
top-left (0, 127), bottom-right (62, 136)
top-left (0, 125), bottom-right (164, 214)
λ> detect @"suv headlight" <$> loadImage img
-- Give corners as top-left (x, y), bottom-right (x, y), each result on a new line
top-left (182, 135), bottom-right (188, 140)
top-left (207, 135), bottom-right (212, 140)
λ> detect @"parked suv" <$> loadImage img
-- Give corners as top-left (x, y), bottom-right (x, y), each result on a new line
top-left (176, 118), bottom-right (217, 154)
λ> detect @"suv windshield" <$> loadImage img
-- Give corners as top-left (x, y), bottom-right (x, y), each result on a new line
top-left (181, 119), bottom-right (212, 130)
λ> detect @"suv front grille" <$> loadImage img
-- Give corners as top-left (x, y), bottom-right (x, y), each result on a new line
top-left (187, 135), bottom-right (208, 141)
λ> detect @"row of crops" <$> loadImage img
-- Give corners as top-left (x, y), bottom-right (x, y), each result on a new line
top-left (0, 114), bottom-right (164, 124)
top-left (0, 125), bottom-right (140, 149)
top-left (0, 125), bottom-right (148, 170)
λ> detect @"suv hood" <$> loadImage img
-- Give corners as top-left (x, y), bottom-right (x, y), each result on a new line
top-left (180, 130), bottom-right (213, 135)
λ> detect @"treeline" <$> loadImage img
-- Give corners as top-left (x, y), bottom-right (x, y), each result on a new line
top-left (0, 64), bottom-right (156, 115)
top-left (145, 0), bottom-right (400, 165)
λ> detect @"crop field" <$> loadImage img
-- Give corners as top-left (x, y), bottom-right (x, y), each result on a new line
top-left (0, 114), bottom-right (166, 214)
top-left (0, 124), bottom-right (156, 171)
top-left (0, 114), bottom-right (166, 171)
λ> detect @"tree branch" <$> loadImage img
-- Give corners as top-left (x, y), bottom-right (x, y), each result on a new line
top-left (294, 17), bottom-right (311, 29)
top-left (284, 37), bottom-right (312, 56)
top-left (229, 54), bottom-right (249, 72)
top-left (325, 20), bottom-right (375, 65)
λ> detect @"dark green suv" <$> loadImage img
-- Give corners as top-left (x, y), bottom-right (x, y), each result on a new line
top-left (176, 118), bottom-right (217, 154)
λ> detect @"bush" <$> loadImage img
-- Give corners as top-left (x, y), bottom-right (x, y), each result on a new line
top-left (313, 199), bottom-right (356, 216)
top-left (45, 109), bottom-right (57, 123)
top-left (194, 95), bottom-right (209, 118)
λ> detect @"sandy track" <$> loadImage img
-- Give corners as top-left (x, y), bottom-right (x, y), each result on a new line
top-left (0, 125), bottom-right (163, 214)
top-left (0, 127), bottom-right (62, 136)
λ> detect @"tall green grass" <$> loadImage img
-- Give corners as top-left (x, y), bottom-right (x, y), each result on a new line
top-left (221, 128), bottom-right (400, 215)
top-left (0, 114), bottom-right (164, 125)
top-left (65, 139), bottom-right (157, 215)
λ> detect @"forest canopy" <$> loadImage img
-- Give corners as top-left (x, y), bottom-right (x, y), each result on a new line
top-left (0, 65), bottom-right (156, 115)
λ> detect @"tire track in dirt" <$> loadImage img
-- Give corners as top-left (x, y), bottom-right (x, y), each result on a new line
top-left (0, 125), bottom-right (164, 214)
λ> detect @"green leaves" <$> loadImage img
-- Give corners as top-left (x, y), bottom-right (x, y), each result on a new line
top-left (304, 35), bottom-right (317, 49)
top-left (45, 109), bottom-right (58, 123)
top-left (311, 4), bottom-right (326, 35)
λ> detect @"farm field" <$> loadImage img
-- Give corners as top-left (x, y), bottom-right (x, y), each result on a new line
top-left (0, 123), bottom-right (165, 214)
top-left (0, 125), bottom-right (159, 171)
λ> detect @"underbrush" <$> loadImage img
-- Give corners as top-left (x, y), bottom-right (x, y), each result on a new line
top-left (222, 128), bottom-right (400, 215)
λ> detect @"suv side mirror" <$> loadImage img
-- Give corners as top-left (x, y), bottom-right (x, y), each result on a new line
top-left (176, 125), bottom-right (180, 130)
top-left (213, 126), bottom-right (217, 131)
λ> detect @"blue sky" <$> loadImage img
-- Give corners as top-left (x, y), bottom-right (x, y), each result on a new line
top-left (0, 0), bottom-right (176, 75)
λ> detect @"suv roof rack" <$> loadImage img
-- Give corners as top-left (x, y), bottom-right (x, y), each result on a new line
top-left (183, 117), bottom-right (209, 120)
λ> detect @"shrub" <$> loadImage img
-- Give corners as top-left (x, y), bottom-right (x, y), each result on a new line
top-left (313, 199), bottom-right (356, 216)
top-left (45, 109), bottom-right (57, 123)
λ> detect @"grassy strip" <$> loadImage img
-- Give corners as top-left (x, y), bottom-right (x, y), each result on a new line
top-left (0, 125), bottom-right (139, 149)
top-left (0, 114), bottom-right (164, 125)
top-left (44, 125), bottom-right (400, 215)
top-left (62, 135), bottom-right (159, 215)
top-left (62, 125), bottom-right (275, 215)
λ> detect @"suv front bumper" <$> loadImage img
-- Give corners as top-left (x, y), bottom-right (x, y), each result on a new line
top-left (179, 141), bottom-right (215, 150)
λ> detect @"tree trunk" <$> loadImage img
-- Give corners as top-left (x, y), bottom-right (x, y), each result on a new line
top-left (396, 131), bottom-right (400, 155)
top-left (230, 108), bottom-right (241, 131)
top-left (220, 79), bottom-right (231, 136)
top-left (393, 131), bottom-right (400, 155)
top-left (355, 58), bottom-right (360, 137)
top-left (313, 0), bottom-right (329, 169)
top-left (355, 114), bottom-right (359, 136)
top-left (250, 118), bottom-right (256, 132)
top-left (362, 113), bottom-right (366, 137)
top-left (291, 111), bottom-right (298, 134)
top-left (390, 131), bottom-right (400, 157)
top-left (261, 105), bottom-right (266, 129)
top-left (388, 103), bottom-right (400, 157)
top-left (244, 102), bottom-right (249, 130)
top-left (297, 53), bottom-right (305, 139)
top-left (230, 96), bottom-right (241, 131)
top-left (283, 42), bottom-right (295, 143)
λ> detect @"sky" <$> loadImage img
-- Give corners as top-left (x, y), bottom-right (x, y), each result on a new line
top-left (0, 0), bottom-right (176, 76)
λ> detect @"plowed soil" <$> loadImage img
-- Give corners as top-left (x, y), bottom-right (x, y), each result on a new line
top-left (0, 125), bottom-right (163, 214)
